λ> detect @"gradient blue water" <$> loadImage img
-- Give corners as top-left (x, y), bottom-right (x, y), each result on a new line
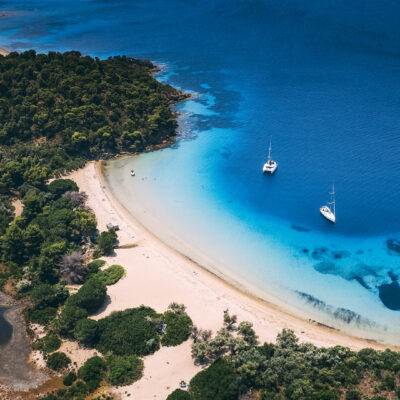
top-left (2, 0), bottom-right (400, 342)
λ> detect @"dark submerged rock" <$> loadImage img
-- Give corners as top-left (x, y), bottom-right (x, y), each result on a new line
top-left (378, 281), bottom-right (400, 310)
top-left (291, 224), bottom-right (311, 232)
top-left (386, 238), bottom-right (400, 254)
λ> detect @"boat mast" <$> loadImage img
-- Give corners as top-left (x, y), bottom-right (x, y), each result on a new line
top-left (331, 183), bottom-right (335, 216)
top-left (268, 139), bottom-right (272, 161)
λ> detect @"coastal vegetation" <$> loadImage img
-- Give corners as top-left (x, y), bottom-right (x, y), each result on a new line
top-left (0, 49), bottom-right (192, 399)
top-left (0, 50), bottom-right (186, 257)
top-left (166, 314), bottom-right (400, 400)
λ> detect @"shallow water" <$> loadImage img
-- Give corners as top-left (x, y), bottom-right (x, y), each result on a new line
top-left (2, 0), bottom-right (400, 343)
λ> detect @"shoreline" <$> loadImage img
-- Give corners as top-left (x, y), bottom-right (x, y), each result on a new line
top-left (67, 160), bottom-right (397, 398)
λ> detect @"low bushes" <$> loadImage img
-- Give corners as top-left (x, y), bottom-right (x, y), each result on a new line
top-left (47, 352), bottom-right (71, 371)
top-left (62, 371), bottom-right (77, 386)
top-left (189, 358), bottom-right (238, 400)
top-left (97, 229), bottom-right (117, 255)
top-left (78, 356), bottom-right (107, 391)
top-left (48, 179), bottom-right (79, 197)
top-left (108, 355), bottom-right (144, 386)
top-left (162, 310), bottom-right (193, 347)
top-left (65, 275), bottom-right (106, 314)
top-left (33, 334), bottom-right (61, 353)
top-left (57, 306), bottom-right (88, 336)
top-left (85, 259), bottom-right (106, 275)
top-left (73, 318), bottom-right (99, 346)
top-left (96, 306), bottom-right (161, 356)
top-left (97, 264), bottom-right (125, 285)
top-left (26, 306), bottom-right (58, 325)
top-left (166, 389), bottom-right (192, 400)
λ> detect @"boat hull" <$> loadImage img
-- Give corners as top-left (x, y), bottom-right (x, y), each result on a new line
top-left (263, 161), bottom-right (278, 174)
top-left (320, 206), bottom-right (335, 223)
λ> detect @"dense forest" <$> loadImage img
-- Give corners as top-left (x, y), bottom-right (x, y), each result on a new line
top-left (0, 50), bottom-right (186, 234)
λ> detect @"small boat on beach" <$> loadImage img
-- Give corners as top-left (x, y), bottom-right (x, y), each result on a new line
top-left (320, 184), bottom-right (336, 223)
top-left (263, 139), bottom-right (278, 174)
top-left (131, 170), bottom-right (135, 176)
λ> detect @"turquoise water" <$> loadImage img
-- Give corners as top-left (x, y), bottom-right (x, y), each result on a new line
top-left (2, 0), bottom-right (400, 343)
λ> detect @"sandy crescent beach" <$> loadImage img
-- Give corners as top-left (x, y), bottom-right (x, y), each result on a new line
top-left (67, 161), bottom-right (395, 399)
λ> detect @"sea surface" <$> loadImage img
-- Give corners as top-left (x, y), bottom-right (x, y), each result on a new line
top-left (2, 0), bottom-right (400, 343)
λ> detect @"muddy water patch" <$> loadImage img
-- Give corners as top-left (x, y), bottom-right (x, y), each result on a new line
top-left (0, 292), bottom-right (47, 390)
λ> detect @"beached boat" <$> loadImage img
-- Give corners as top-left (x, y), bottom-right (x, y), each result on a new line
top-left (263, 139), bottom-right (278, 174)
top-left (131, 170), bottom-right (135, 176)
top-left (320, 184), bottom-right (336, 223)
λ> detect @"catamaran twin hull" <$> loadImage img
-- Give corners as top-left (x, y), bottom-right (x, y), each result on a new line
top-left (263, 161), bottom-right (278, 174)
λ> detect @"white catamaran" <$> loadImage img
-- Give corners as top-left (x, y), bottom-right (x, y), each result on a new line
top-left (263, 139), bottom-right (278, 174)
top-left (320, 184), bottom-right (336, 223)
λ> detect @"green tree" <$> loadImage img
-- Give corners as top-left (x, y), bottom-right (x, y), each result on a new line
top-left (48, 179), bottom-right (79, 197)
top-left (166, 389), bottom-right (192, 400)
top-left (162, 310), bottom-right (193, 347)
top-left (66, 275), bottom-right (106, 313)
top-left (1, 221), bottom-right (25, 264)
top-left (57, 305), bottom-right (88, 336)
top-left (237, 321), bottom-right (258, 346)
top-left (47, 352), bottom-right (71, 371)
top-left (97, 229), bottom-right (117, 255)
top-left (78, 356), bottom-right (107, 391)
top-left (108, 355), bottom-right (144, 386)
top-left (96, 306), bottom-right (161, 356)
top-left (189, 358), bottom-right (239, 400)
top-left (73, 318), bottom-right (99, 346)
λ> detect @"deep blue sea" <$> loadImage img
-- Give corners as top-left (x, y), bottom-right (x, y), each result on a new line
top-left (2, 0), bottom-right (400, 343)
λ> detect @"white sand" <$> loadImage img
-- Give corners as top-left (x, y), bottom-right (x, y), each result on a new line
top-left (67, 161), bottom-right (394, 400)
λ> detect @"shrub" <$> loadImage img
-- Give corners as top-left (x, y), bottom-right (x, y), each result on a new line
top-left (27, 306), bottom-right (58, 325)
top-left (98, 264), bottom-right (125, 285)
top-left (92, 249), bottom-right (102, 259)
top-left (73, 318), bottom-right (99, 346)
top-left (86, 259), bottom-right (106, 275)
top-left (167, 389), bottom-right (192, 400)
top-left (34, 334), bottom-right (61, 353)
top-left (162, 311), bottom-right (193, 346)
top-left (16, 279), bottom-right (32, 293)
top-left (48, 179), bottom-right (79, 197)
top-left (189, 358), bottom-right (239, 400)
top-left (57, 305), bottom-right (88, 336)
top-left (78, 356), bottom-right (107, 391)
top-left (108, 355), bottom-right (144, 386)
top-left (66, 275), bottom-right (106, 314)
top-left (47, 352), bottom-right (71, 371)
top-left (30, 283), bottom-right (68, 308)
top-left (97, 229), bottom-right (117, 255)
top-left (62, 371), bottom-right (77, 386)
top-left (97, 306), bottom-right (161, 356)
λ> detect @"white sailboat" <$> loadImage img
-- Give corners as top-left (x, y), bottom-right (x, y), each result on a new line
top-left (320, 184), bottom-right (336, 223)
top-left (263, 139), bottom-right (278, 174)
